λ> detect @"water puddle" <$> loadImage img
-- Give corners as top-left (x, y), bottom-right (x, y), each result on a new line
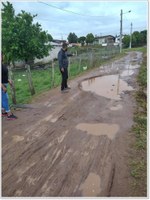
top-left (81, 75), bottom-right (134, 100)
top-left (76, 123), bottom-right (119, 140)
top-left (79, 172), bottom-right (101, 196)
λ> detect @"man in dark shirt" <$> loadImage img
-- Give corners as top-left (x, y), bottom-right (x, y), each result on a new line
top-left (1, 55), bottom-right (17, 120)
top-left (58, 42), bottom-right (72, 93)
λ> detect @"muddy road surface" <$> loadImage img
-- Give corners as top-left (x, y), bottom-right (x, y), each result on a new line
top-left (2, 52), bottom-right (143, 197)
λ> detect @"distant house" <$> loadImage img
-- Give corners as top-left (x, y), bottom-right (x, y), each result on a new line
top-left (94, 35), bottom-right (116, 46)
top-left (115, 35), bottom-right (125, 46)
top-left (68, 43), bottom-right (81, 47)
top-left (50, 39), bottom-right (67, 47)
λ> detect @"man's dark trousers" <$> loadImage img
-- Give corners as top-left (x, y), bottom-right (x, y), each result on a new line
top-left (60, 68), bottom-right (68, 91)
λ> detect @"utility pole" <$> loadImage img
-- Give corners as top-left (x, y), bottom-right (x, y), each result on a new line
top-left (129, 22), bottom-right (133, 48)
top-left (120, 9), bottom-right (131, 53)
top-left (120, 9), bottom-right (123, 53)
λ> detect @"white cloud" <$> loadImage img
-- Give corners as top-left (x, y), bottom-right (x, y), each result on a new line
top-left (6, 1), bottom-right (148, 39)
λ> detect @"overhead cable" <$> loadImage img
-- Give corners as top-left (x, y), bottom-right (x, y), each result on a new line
top-left (38, 1), bottom-right (104, 17)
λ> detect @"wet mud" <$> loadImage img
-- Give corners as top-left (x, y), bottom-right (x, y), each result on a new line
top-left (2, 51), bottom-right (143, 197)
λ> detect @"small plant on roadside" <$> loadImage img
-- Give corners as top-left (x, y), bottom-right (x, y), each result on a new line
top-left (130, 47), bottom-right (147, 196)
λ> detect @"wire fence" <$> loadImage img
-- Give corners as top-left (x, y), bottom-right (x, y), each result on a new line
top-left (8, 46), bottom-right (120, 105)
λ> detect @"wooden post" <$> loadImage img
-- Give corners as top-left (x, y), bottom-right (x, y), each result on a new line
top-left (51, 60), bottom-right (55, 87)
top-left (8, 64), bottom-right (17, 105)
top-left (90, 52), bottom-right (93, 68)
top-left (25, 64), bottom-right (35, 95)
top-left (68, 57), bottom-right (71, 77)
top-left (78, 57), bottom-right (82, 72)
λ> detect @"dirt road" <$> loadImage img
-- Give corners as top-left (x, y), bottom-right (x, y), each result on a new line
top-left (2, 51), bottom-right (143, 197)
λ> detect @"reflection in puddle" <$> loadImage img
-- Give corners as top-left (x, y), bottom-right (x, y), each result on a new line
top-left (76, 123), bottom-right (119, 140)
top-left (79, 172), bottom-right (101, 196)
top-left (81, 75), bottom-right (134, 100)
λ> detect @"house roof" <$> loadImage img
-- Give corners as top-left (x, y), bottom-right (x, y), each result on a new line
top-left (95, 35), bottom-right (115, 39)
top-left (52, 39), bottom-right (66, 44)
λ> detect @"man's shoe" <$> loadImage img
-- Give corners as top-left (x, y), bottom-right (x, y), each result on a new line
top-left (7, 114), bottom-right (18, 120)
top-left (2, 112), bottom-right (7, 117)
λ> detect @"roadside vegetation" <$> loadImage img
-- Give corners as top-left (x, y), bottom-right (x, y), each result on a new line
top-left (7, 46), bottom-right (144, 107)
top-left (8, 46), bottom-right (120, 105)
top-left (130, 47), bottom-right (147, 196)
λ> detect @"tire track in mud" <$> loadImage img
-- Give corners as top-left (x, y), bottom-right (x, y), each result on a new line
top-left (2, 52), bottom-right (143, 197)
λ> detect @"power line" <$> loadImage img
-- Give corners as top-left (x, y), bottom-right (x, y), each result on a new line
top-left (37, 1), bottom-right (104, 17)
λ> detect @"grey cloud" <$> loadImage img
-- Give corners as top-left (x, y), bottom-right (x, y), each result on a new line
top-left (11, 1), bottom-right (147, 40)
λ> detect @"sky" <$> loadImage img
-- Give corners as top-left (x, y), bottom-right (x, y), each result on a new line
top-left (2, 0), bottom-right (148, 40)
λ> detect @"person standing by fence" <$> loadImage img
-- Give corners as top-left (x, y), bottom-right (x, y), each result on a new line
top-left (1, 54), bottom-right (17, 120)
top-left (58, 42), bottom-right (73, 93)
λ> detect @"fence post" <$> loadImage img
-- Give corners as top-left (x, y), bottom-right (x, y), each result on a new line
top-left (90, 52), bottom-right (93, 68)
top-left (68, 57), bottom-right (71, 76)
top-left (25, 64), bottom-right (35, 95)
top-left (8, 64), bottom-right (17, 105)
top-left (51, 60), bottom-right (55, 87)
top-left (78, 56), bottom-right (82, 72)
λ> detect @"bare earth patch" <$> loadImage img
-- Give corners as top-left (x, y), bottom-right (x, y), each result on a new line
top-left (2, 52), bottom-right (144, 197)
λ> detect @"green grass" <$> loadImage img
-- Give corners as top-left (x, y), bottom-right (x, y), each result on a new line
top-left (123, 46), bottom-right (147, 54)
top-left (8, 69), bottom-right (53, 105)
top-left (8, 48), bottom-right (120, 105)
top-left (130, 47), bottom-right (147, 196)
top-left (8, 46), bottom-right (145, 106)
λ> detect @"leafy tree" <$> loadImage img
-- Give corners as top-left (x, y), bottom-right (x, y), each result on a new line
top-left (2, 2), bottom-right (53, 65)
top-left (86, 33), bottom-right (94, 45)
top-left (2, 2), bottom-right (16, 63)
top-left (132, 31), bottom-right (141, 47)
top-left (122, 30), bottom-right (147, 48)
top-left (67, 32), bottom-right (78, 43)
top-left (14, 11), bottom-right (53, 63)
top-left (78, 36), bottom-right (86, 46)
top-left (122, 35), bottom-right (130, 48)
top-left (140, 30), bottom-right (147, 45)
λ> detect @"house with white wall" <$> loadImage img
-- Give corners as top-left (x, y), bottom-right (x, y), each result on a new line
top-left (94, 35), bottom-right (117, 46)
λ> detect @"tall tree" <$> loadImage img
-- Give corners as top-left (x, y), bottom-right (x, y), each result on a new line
top-left (14, 11), bottom-right (53, 63)
top-left (86, 33), bottom-right (94, 45)
top-left (122, 35), bottom-right (130, 48)
top-left (140, 30), bottom-right (147, 46)
top-left (67, 32), bottom-right (78, 43)
top-left (122, 30), bottom-right (147, 48)
top-left (132, 31), bottom-right (141, 47)
top-left (2, 2), bottom-right (53, 65)
top-left (78, 36), bottom-right (86, 46)
top-left (2, 1), bottom-right (16, 63)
